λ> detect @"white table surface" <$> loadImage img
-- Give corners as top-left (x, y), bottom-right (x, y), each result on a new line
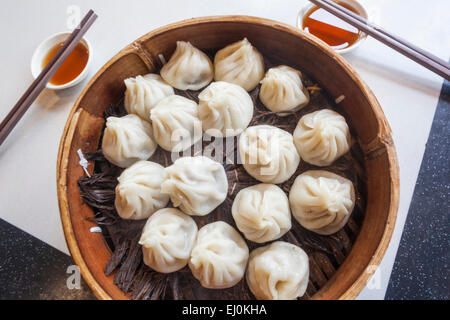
top-left (0, 0), bottom-right (448, 299)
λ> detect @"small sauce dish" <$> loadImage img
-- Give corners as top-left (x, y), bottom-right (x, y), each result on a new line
top-left (31, 32), bottom-right (92, 90)
top-left (297, 0), bottom-right (369, 54)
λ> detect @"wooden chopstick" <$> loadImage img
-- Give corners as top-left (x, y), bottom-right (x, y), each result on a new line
top-left (0, 10), bottom-right (97, 147)
top-left (321, 0), bottom-right (450, 70)
top-left (324, 0), bottom-right (450, 70)
top-left (309, 0), bottom-right (450, 80)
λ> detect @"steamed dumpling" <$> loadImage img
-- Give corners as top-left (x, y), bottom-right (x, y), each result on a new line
top-left (102, 114), bottom-right (157, 168)
top-left (239, 125), bottom-right (300, 184)
top-left (259, 66), bottom-right (310, 114)
top-left (293, 109), bottom-right (351, 166)
top-left (124, 73), bottom-right (174, 121)
top-left (189, 221), bottom-right (249, 289)
top-left (150, 95), bottom-right (202, 152)
top-left (246, 241), bottom-right (309, 300)
top-left (198, 81), bottom-right (254, 137)
top-left (115, 161), bottom-right (169, 220)
top-left (139, 208), bottom-right (198, 273)
top-left (232, 184), bottom-right (291, 243)
top-left (289, 170), bottom-right (355, 235)
top-left (214, 38), bottom-right (265, 91)
top-left (160, 41), bottom-right (213, 90)
top-left (161, 156), bottom-right (228, 216)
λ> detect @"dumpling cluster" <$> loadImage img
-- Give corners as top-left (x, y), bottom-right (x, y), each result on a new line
top-left (189, 221), bottom-right (249, 289)
top-left (102, 114), bottom-right (156, 168)
top-left (259, 66), bottom-right (310, 114)
top-left (239, 125), bottom-right (300, 184)
top-left (139, 208), bottom-right (198, 273)
top-left (198, 81), bottom-right (254, 137)
top-left (124, 73), bottom-right (174, 122)
top-left (150, 95), bottom-right (202, 152)
top-left (246, 241), bottom-right (309, 300)
top-left (161, 156), bottom-right (228, 216)
top-left (95, 38), bottom-right (361, 299)
top-left (115, 161), bottom-right (169, 220)
top-left (293, 109), bottom-right (351, 166)
top-left (161, 41), bottom-right (214, 90)
top-left (214, 38), bottom-right (265, 91)
top-left (289, 170), bottom-right (355, 235)
top-left (232, 184), bottom-right (291, 243)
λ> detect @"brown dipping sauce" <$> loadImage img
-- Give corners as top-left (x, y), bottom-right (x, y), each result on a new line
top-left (42, 41), bottom-right (89, 85)
top-left (302, 2), bottom-right (361, 49)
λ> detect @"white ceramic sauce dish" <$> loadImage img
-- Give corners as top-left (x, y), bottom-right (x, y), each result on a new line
top-left (297, 0), bottom-right (369, 54)
top-left (31, 32), bottom-right (92, 90)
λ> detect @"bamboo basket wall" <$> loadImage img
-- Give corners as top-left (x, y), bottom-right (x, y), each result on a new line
top-left (57, 16), bottom-right (399, 300)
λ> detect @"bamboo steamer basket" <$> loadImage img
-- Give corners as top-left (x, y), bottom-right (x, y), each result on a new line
top-left (57, 16), bottom-right (399, 300)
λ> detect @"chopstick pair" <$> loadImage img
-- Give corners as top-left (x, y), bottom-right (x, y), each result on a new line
top-left (309, 0), bottom-right (450, 80)
top-left (0, 10), bottom-right (97, 147)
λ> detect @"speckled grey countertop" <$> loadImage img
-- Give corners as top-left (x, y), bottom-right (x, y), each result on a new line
top-left (385, 79), bottom-right (450, 300)
top-left (0, 218), bottom-right (96, 300)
